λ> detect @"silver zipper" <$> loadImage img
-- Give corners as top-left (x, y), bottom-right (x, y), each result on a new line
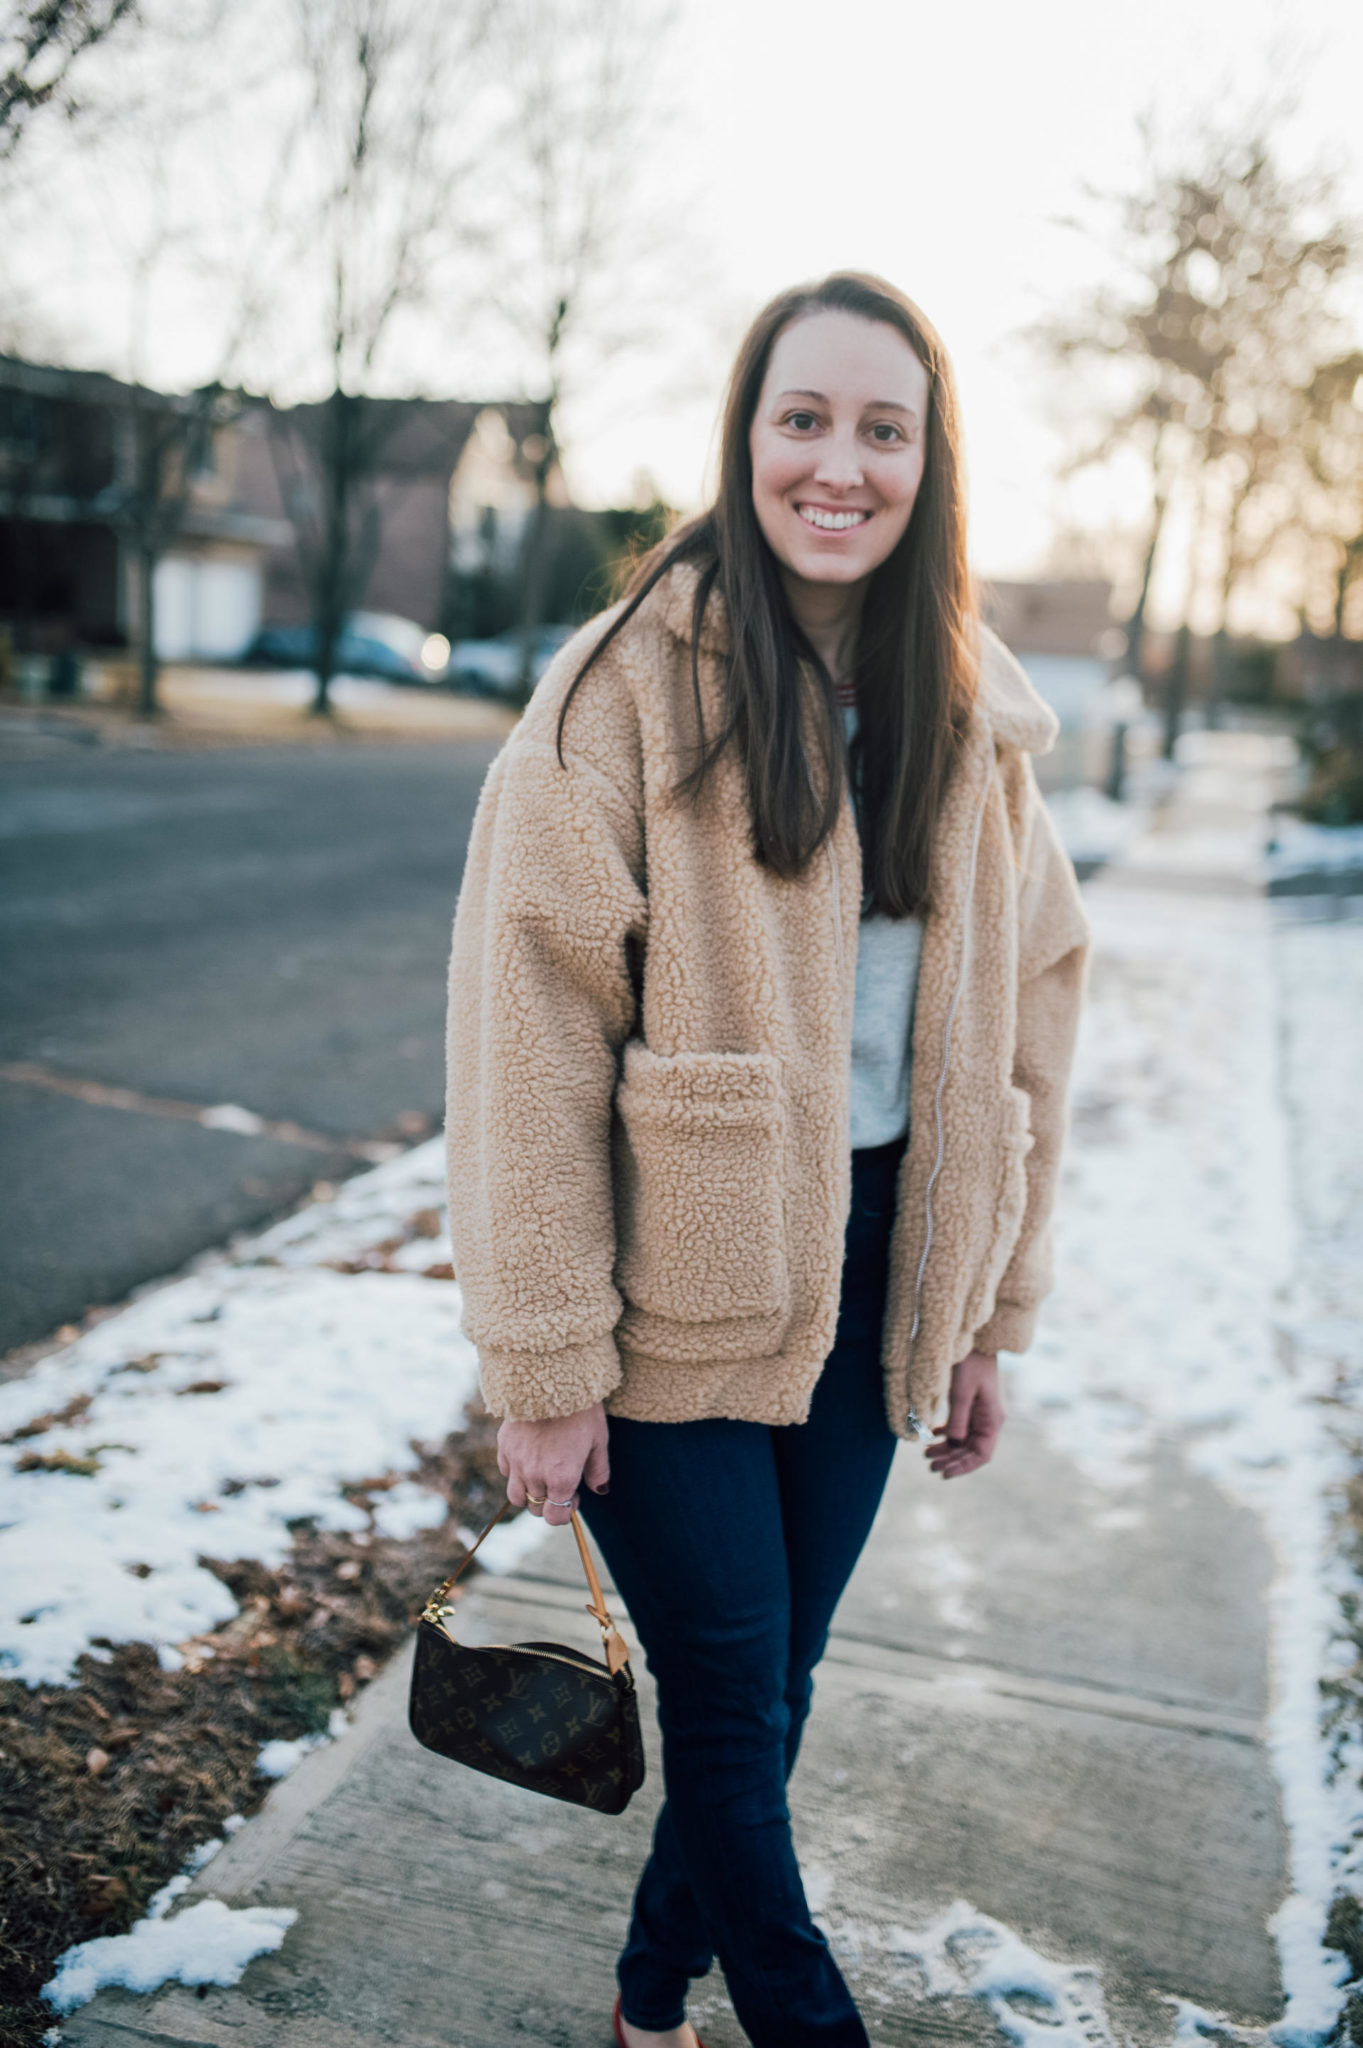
top-left (903, 767), bottom-right (993, 1435)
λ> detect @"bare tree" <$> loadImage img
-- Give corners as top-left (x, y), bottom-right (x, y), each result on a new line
top-left (0, 0), bottom-right (299, 712)
top-left (1294, 348), bottom-right (1363, 639)
top-left (0, 0), bottom-right (136, 159)
top-left (488, 0), bottom-right (679, 700)
top-left (267, 0), bottom-right (491, 716)
top-left (115, 382), bottom-right (243, 714)
top-left (1027, 112), bottom-right (1360, 732)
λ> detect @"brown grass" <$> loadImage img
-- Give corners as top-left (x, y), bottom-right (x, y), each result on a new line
top-left (0, 1402), bottom-right (509, 2047)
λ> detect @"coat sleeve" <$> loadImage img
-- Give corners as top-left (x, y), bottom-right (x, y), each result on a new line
top-left (972, 754), bottom-right (1091, 1357)
top-left (444, 731), bottom-right (647, 1419)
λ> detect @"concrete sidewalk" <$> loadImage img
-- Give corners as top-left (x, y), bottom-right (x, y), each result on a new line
top-left (64, 1410), bottom-right (1284, 2048)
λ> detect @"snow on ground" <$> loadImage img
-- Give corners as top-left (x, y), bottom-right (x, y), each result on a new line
top-left (1001, 863), bottom-right (1363, 2046)
top-left (255, 1707), bottom-right (350, 1781)
top-left (1267, 818), bottom-right (1363, 885)
top-left (42, 1899), bottom-right (298, 2016)
top-left (878, 1897), bottom-right (1120, 2048)
top-left (0, 1141), bottom-right (481, 1686)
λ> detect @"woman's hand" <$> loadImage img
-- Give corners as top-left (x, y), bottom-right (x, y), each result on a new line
top-left (924, 1351), bottom-right (1005, 1479)
top-left (497, 1401), bottom-right (611, 1526)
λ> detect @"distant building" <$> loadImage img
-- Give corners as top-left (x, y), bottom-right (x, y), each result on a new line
top-left (0, 354), bottom-right (289, 665)
top-left (0, 357), bottom-right (562, 668)
top-left (231, 396), bottom-right (561, 643)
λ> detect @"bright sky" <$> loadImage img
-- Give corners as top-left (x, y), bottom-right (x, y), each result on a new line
top-left (9, 0), bottom-right (1363, 616)
top-left (567, 0), bottom-right (1363, 592)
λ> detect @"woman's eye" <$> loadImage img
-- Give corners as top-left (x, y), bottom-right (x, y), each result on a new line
top-left (869, 422), bottom-right (904, 444)
top-left (784, 411), bottom-right (818, 431)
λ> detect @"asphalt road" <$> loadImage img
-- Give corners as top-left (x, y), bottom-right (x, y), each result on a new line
top-left (0, 735), bottom-right (500, 1357)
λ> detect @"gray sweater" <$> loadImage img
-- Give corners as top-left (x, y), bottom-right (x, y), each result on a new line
top-left (842, 699), bottom-right (924, 1149)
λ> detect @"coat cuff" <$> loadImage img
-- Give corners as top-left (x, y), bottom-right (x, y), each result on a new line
top-left (476, 1329), bottom-right (623, 1420)
top-left (971, 1299), bottom-right (1038, 1357)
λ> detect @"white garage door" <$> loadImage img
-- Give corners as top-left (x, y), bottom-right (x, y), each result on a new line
top-left (154, 557), bottom-right (262, 661)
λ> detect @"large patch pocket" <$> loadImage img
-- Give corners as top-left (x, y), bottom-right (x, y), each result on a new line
top-left (612, 1042), bottom-right (790, 1346)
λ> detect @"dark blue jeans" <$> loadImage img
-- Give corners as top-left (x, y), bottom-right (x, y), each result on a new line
top-left (579, 1136), bottom-right (905, 2047)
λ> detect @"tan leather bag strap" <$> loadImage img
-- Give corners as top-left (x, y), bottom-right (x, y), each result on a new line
top-left (425, 1500), bottom-right (631, 1677)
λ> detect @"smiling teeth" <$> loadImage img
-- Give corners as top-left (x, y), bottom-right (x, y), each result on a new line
top-left (798, 507), bottom-right (869, 530)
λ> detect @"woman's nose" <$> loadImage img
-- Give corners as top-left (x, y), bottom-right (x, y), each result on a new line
top-left (812, 436), bottom-right (864, 490)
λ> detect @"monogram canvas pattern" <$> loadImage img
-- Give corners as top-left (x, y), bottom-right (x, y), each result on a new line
top-left (408, 1623), bottom-right (646, 1815)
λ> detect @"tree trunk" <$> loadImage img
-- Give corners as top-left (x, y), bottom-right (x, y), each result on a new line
top-left (1206, 629), bottom-right (1230, 731)
top-left (1163, 621), bottom-right (1190, 761)
top-left (514, 488), bottom-right (550, 709)
top-left (312, 386), bottom-right (352, 718)
top-left (1126, 485), bottom-right (1168, 687)
top-left (137, 541), bottom-right (159, 717)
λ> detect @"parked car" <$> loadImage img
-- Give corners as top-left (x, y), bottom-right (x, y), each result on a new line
top-left (447, 625), bottom-right (575, 701)
top-left (244, 611), bottom-right (452, 686)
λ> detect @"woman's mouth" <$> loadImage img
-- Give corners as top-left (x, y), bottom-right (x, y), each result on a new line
top-left (795, 504), bottom-right (872, 532)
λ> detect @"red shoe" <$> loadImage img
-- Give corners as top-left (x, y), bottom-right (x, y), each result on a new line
top-left (612, 1993), bottom-right (705, 2048)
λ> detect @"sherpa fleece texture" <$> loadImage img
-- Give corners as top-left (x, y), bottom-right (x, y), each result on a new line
top-left (444, 560), bottom-right (1091, 1439)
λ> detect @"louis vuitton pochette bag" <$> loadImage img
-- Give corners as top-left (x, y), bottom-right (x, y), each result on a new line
top-left (408, 1499), bottom-right (645, 1815)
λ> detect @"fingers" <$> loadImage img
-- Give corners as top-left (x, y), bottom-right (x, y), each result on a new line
top-left (923, 1351), bottom-right (1008, 1480)
top-left (924, 1411), bottom-right (1005, 1479)
top-left (927, 1438), bottom-right (987, 1479)
top-left (583, 1433), bottom-right (611, 1496)
top-left (943, 1379), bottom-right (974, 1444)
top-left (511, 1469), bottom-right (580, 1523)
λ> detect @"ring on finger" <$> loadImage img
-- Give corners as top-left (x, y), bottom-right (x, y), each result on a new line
top-left (546, 1497), bottom-right (575, 1509)
top-left (525, 1493), bottom-right (547, 1505)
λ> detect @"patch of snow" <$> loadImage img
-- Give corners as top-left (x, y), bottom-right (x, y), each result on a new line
top-left (199, 1103), bottom-right (266, 1135)
top-left (1, 1144), bottom-right (480, 1685)
top-left (42, 1897), bottom-right (297, 2016)
top-left (387, 1231), bottom-right (454, 1272)
top-left (1004, 863), bottom-right (1363, 2045)
top-left (881, 1897), bottom-right (1121, 2046)
top-left (371, 1479), bottom-right (451, 1541)
top-left (239, 1137), bottom-right (449, 1269)
top-left (256, 1704), bottom-right (349, 1781)
top-left (460, 1510), bottom-right (553, 1576)
top-left (1266, 818), bottom-right (1363, 884)
top-left (255, 1733), bottom-right (326, 1781)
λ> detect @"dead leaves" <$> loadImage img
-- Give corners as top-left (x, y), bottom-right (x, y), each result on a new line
top-left (3, 1393), bottom-right (92, 1442)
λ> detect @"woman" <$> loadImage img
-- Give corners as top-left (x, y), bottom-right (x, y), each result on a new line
top-left (444, 272), bottom-right (1091, 2048)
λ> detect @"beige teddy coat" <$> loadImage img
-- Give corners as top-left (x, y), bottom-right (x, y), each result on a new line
top-left (444, 561), bottom-right (1091, 1440)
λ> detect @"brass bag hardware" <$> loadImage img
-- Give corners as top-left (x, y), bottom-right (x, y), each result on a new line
top-left (407, 1499), bottom-right (645, 1816)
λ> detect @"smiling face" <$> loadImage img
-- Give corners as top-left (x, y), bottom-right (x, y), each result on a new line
top-left (748, 307), bottom-right (930, 592)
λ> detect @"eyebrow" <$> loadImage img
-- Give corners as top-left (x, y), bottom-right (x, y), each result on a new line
top-left (776, 387), bottom-right (920, 419)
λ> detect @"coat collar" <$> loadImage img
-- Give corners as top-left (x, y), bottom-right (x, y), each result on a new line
top-left (653, 558), bottom-right (1059, 757)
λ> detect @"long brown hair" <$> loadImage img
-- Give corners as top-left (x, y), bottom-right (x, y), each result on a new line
top-left (555, 271), bottom-right (980, 916)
